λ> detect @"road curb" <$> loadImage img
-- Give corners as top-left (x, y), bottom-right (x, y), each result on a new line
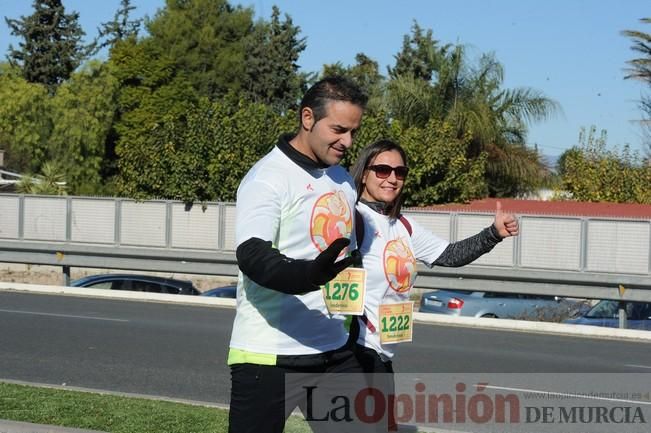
top-left (413, 311), bottom-right (651, 342)
top-left (0, 282), bottom-right (235, 308)
top-left (0, 419), bottom-right (106, 433)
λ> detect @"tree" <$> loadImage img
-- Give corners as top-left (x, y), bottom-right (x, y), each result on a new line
top-left (116, 99), bottom-right (295, 202)
top-left (242, 6), bottom-right (308, 111)
top-left (384, 26), bottom-right (559, 197)
top-left (15, 161), bottom-right (67, 195)
top-left (393, 119), bottom-right (487, 205)
top-left (0, 63), bottom-right (51, 173)
top-left (340, 111), bottom-right (487, 205)
top-left (48, 61), bottom-right (120, 195)
top-left (5, 0), bottom-right (89, 92)
top-left (92, 0), bottom-right (142, 55)
top-left (388, 21), bottom-right (447, 82)
top-left (559, 126), bottom-right (651, 203)
top-left (622, 17), bottom-right (651, 157)
top-left (0, 60), bottom-right (120, 194)
top-left (556, 146), bottom-right (582, 178)
top-left (144, 0), bottom-right (254, 100)
top-left (383, 73), bottom-right (436, 127)
top-left (110, 0), bottom-right (281, 199)
top-left (110, 36), bottom-right (199, 198)
top-left (449, 54), bottom-right (558, 196)
top-left (322, 53), bottom-right (384, 112)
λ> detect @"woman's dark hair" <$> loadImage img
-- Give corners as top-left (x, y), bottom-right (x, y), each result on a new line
top-left (350, 139), bottom-right (408, 219)
top-left (299, 76), bottom-right (368, 125)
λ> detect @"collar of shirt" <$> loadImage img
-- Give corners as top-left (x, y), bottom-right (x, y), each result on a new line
top-left (276, 133), bottom-right (329, 172)
top-left (360, 198), bottom-right (391, 215)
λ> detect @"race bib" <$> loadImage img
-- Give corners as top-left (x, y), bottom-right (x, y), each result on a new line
top-left (379, 302), bottom-right (413, 344)
top-left (322, 268), bottom-right (366, 315)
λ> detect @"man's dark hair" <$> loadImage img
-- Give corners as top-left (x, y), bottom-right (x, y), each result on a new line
top-left (299, 76), bottom-right (368, 124)
top-left (350, 139), bottom-right (408, 220)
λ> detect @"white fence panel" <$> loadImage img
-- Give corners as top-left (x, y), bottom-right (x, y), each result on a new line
top-left (71, 199), bottom-right (115, 244)
top-left (120, 201), bottom-right (166, 247)
top-left (458, 214), bottom-right (514, 266)
top-left (586, 220), bottom-right (650, 274)
top-left (171, 203), bottom-right (219, 250)
top-left (222, 204), bottom-right (237, 251)
top-left (403, 211), bottom-right (450, 240)
top-left (520, 217), bottom-right (582, 270)
top-left (0, 195), bottom-right (19, 239)
top-left (23, 197), bottom-right (66, 241)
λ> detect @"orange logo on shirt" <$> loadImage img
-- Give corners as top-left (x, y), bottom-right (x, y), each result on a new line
top-left (310, 191), bottom-right (352, 255)
top-left (383, 238), bottom-right (416, 292)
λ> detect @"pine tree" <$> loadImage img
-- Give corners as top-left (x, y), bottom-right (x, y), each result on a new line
top-left (5, 0), bottom-right (89, 92)
top-left (388, 21), bottom-right (446, 82)
top-left (142, 0), bottom-right (254, 100)
top-left (92, 0), bottom-right (142, 55)
top-left (242, 6), bottom-right (308, 111)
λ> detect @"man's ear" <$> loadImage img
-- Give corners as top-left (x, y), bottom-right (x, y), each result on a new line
top-left (300, 107), bottom-right (315, 131)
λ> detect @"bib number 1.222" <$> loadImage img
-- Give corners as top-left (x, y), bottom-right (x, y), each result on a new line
top-left (381, 314), bottom-right (410, 332)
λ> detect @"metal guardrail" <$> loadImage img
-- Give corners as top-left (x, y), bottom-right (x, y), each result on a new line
top-left (417, 266), bottom-right (651, 302)
top-left (0, 239), bottom-right (649, 303)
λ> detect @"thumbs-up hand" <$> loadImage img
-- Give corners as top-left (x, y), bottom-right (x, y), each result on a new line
top-left (493, 201), bottom-right (519, 238)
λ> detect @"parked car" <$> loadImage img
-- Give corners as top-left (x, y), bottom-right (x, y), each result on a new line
top-left (201, 285), bottom-right (237, 298)
top-left (419, 289), bottom-right (581, 321)
top-left (71, 274), bottom-right (201, 296)
top-left (564, 300), bottom-right (651, 330)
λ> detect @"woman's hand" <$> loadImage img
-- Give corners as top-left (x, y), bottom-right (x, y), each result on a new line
top-left (493, 201), bottom-right (519, 238)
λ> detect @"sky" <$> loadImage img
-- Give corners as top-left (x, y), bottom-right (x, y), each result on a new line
top-left (1, 0), bottom-right (649, 157)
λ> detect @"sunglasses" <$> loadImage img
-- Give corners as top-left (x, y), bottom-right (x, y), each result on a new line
top-left (367, 164), bottom-right (409, 180)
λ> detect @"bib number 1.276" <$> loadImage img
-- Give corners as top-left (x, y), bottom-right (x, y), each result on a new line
top-left (324, 282), bottom-right (359, 301)
top-left (322, 268), bottom-right (366, 315)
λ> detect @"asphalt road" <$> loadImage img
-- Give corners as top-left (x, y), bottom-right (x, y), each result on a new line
top-left (1, 291), bottom-right (650, 406)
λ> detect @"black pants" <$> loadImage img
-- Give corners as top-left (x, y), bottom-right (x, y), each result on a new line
top-left (355, 344), bottom-right (398, 432)
top-left (355, 344), bottom-right (394, 374)
top-left (228, 345), bottom-right (373, 433)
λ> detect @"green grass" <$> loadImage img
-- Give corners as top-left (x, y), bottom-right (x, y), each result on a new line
top-left (0, 382), bottom-right (312, 433)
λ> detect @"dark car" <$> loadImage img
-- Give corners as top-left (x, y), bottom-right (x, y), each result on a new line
top-left (564, 300), bottom-right (651, 330)
top-left (420, 289), bottom-right (581, 321)
top-left (201, 285), bottom-right (237, 298)
top-left (71, 274), bottom-right (201, 296)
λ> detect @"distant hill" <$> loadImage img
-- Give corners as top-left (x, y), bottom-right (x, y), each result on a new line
top-left (542, 154), bottom-right (560, 171)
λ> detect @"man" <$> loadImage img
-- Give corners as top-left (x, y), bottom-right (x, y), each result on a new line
top-left (228, 76), bottom-right (368, 433)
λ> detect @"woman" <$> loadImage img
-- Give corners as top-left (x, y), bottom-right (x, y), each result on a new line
top-left (349, 139), bottom-right (519, 428)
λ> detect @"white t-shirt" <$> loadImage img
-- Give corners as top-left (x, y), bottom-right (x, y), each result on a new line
top-left (355, 201), bottom-right (449, 360)
top-left (229, 145), bottom-right (357, 356)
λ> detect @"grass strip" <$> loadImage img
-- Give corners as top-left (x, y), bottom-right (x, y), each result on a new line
top-left (0, 382), bottom-right (311, 433)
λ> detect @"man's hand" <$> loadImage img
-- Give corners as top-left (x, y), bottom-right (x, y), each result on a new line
top-left (236, 237), bottom-right (361, 294)
top-left (308, 238), bottom-right (360, 286)
top-left (493, 201), bottom-right (519, 238)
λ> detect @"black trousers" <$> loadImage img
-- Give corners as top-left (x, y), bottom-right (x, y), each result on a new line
top-left (228, 345), bottom-right (373, 433)
top-left (355, 344), bottom-right (398, 433)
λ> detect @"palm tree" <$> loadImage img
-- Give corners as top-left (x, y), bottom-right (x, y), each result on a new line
top-left (384, 40), bottom-right (560, 196)
top-left (449, 55), bottom-right (560, 196)
top-left (622, 18), bottom-right (651, 83)
top-left (384, 74), bottom-right (436, 127)
top-left (621, 17), bottom-right (651, 158)
top-left (15, 162), bottom-right (67, 195)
